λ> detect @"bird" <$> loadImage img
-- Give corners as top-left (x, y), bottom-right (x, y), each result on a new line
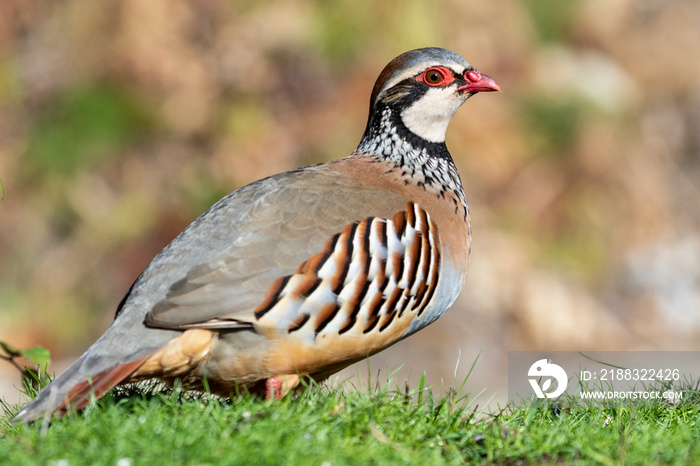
top-left (13, 47), bottom-right (500, 423)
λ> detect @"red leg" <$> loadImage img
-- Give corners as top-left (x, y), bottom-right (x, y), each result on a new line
top-left (265, 376), bottom-right (283, 400)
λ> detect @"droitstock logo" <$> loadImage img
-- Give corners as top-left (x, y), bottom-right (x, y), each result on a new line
top-left (528, 359), bottom-right (568, 399)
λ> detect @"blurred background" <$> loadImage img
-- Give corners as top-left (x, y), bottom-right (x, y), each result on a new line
top-left (1, 0), bottom-right (699, 408)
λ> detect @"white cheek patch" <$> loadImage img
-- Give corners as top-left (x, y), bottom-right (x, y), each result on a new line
top-left (400, 87), bottom-right (467, 143)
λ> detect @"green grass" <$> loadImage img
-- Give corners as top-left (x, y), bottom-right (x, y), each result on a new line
top-left (2, 373), bottom-right (700, 465)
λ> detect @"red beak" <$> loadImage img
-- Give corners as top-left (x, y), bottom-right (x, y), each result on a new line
top-left (457, 70), bottom-right (501, 93)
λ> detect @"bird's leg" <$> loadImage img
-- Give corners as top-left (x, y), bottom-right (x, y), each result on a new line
top-left (264, 374), bottom-right (301, 400)
top-left (265, 377), bottom-right (282, 400)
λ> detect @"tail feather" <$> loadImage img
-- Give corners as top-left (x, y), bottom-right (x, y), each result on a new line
top-left (56, 355), bottom-right (153, 414)
top-left (12, 351), bottom-right (155, 424)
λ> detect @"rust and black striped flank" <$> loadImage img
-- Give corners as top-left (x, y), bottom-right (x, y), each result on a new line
top-left (406, 202), bottom-right (416, 228)
top-left (416, 228), bottom-right (440, 317)
top-left (294, 275), bottom-right (322, 298)
top-left (392, 248), bottom-right (405, 287)
top-left (332, 222), bottom-right (358, 294)
top-left (393, 210), bottom-right (407, 237)
top-left (338, 311), bottom-right (357, 334)
top-left (378, 306), bottom-right (397, 332)
top-left (378, 218), bottom-right (388, 250)
top-left (314, 301), bottom-right (340, 336)
top-left (381, 286), bottom-right (404, 323)
top-left (254, 275), bottom-right (291, 319)
top-left (363, 312), bottom-right (381, 334)
top-left (404, 231), bottom-right (422, 292)
top-left (366, 290), bottom-right (386, 321)
top-left (361, 217), bottom-right (374, 271)
top-left (255, 202), bottom-right (441, 342)
top-left (288, 313), bottom-right (310, 333)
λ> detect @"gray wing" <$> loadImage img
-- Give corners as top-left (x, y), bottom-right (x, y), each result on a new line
top-left (141, 162), bottom-right (410, 329)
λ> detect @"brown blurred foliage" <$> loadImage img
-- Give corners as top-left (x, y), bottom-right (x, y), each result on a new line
top-left (1, 0), bottom-right (699, 400)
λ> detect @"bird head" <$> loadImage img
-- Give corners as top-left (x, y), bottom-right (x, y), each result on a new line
top-left (366, 48), bottom-right (500, 144)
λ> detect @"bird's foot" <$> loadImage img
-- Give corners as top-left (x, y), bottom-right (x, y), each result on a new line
top-left (264, 374), bottom-right (301, 400)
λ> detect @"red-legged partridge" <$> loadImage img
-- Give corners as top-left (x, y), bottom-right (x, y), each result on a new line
top-left (14, 47), bottom-right (500, 422)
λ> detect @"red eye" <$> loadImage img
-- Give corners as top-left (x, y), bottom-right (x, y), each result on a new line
top-left (423, 68), bottom-right (445, 85)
